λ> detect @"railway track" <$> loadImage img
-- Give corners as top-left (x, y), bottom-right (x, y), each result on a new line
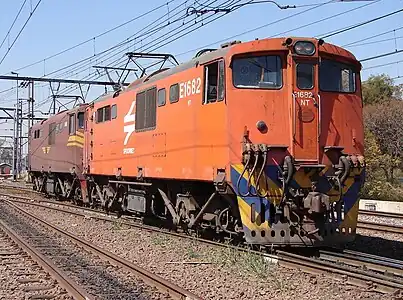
top-left (357, 220), bottom-right (403, 234)
top-left (359, 209), bottom-right (403, 220)
top-left (1, 191), bottom-right (402, 295)
top-left (0, 219), bottom-right (85, 299)
top-left (278, 249), bottom-right (403, 294)
top-left (1, 183), bottom-right (402, 234)
top-left (0, 198), bottom-right (202, 300)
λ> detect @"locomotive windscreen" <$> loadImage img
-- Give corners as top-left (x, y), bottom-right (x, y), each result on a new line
top-left (319, 59), bottom-right (356, 93)
top-left (232, 55), bottom-right (282, 89)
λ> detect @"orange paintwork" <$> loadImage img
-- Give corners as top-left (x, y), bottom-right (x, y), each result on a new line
top-left (84, 37), bottom-right (363, 181)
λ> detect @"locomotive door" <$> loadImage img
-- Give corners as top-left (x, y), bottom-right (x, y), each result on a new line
top-left (292, 60), bottom-right (320, 163)
top-left (84, 107), bottom-right (94, 172)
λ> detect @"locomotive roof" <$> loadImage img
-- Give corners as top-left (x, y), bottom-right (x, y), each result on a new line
top-left (31, 37), bottom-right (360, 121)
top-left (31, 104), bottom-right (87, 130)
top-left (92, 37), bottom-right (359, 104)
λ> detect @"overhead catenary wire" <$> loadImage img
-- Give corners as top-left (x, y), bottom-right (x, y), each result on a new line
top-left (174, 0), bottom-right (373, 58)
top-left (31, 0), bottom-right (234, 109)
top-left (345, 35), bottom-right (403, 48)
top-left (360, 49), bottom-right (403, 62)
top-left (0, 0), bottom-right (28, 51)
top-left (0, 0), bottom-right (43, 66)
top-left (362, 59), bottom-right (403, 70)
top-left (342, 25), bottom-right (403, 47)
top-left (6, 0), bottom-right (177, 75)
top-left (318, 6), bottom-right (403, 39)
top-left (31, 0), bottom-right (348, 110)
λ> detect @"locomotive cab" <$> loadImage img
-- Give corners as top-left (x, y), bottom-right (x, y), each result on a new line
top-left (226, 37), bottom-right (365, 246)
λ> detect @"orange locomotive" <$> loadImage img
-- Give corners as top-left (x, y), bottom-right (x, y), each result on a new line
top-left (29, 36), bottom-right (365, 246)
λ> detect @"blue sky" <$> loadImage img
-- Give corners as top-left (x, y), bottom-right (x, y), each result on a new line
top-left (0, 0), bottom-right (402, 141)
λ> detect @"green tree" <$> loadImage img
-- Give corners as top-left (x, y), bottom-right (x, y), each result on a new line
top-left (362, 74), bottom-right (401, 105)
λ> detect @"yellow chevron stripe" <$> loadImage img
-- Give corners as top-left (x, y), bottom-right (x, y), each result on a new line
top-left (76, 131), bottom-right (84, 137)
top-left (237, 196), bottom-right (271, 231)
top-left (232, 164), bottom-right (283, 201)
top-left (67, 141), bottom-right (84, 148)
top-left (68, 135), bottom-right (84, 144)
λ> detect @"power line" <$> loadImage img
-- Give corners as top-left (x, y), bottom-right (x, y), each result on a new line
top-left (174, 0), bottom-right (376, 58)
top-left (175, 0), bottom-right (334, 58)
top-left (0, 0), bottom-right (28, 50)
top-left (7, 0), bottom-right (176, 74)
top-left (363, 59), bottom-right (403, 70)
top-left (271, 0), bottom-right (379, 38)
top-left (360, 49), bottom-right (403, 62)
top-left (31, 0), bottom-right (227, 109)
top-left (347, 35), bottom-right (403, 48)
top-left (0, 0), bottom-right (43, 66)
top-left (318, 7), bottom-right (403, 39)
top-left (342, 25), bottom-right (403, 47)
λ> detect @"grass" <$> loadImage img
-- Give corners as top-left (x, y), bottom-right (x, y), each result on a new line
top-left (213, 244), bottom-right (275, 279)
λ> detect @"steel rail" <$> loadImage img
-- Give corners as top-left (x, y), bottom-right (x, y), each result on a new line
top-left (359, 209), bottom-right (403, 219)
top-left (2, 199), bottom-right (204, 300)
top-left (2, 192), bottom-right (402, 294)
top-left (0, 218), bottom-right (93, 300)
top-left (0, 192), bottom-right (279, 264)
top-left (319, 249), bottom-right (403, 278)
top-left (2, 184), bottom-right (403, 220)
top-left (357, 221), bottom-right (403, 235)
top-left (277, 250), bottom-right (403, 294)
top-left (3, 186), bottom-right (402, 236)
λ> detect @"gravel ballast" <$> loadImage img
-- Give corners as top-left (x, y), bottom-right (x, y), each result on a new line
top-left (8, 200), bottom-right (396, 300)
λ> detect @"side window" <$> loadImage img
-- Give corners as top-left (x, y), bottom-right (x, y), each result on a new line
top-left (96, 105), bottom-right (111, 123)
top-left (158, 88), bottom-right (166, 107)
top-left (135, 87), bottom-right (157, 131)
top-left (104, 106), bottom-right (111, 121)
top-left (97, 108), bottom-right (103, 123)
top-left (69, 114), bottom-right (75, 135)
top-left (77, 112), bottom-right (84, 129)
top-left (169, 84), bottom-right (179, 103)
top-left (48, 123), bottom-right (56, 145)
top-left (111, 104), bottom-right (117, 119)
top-left (204, 59), bottom-right (225, 104)
top-left (297, 63), bottom-right (314, 90)
top-left (33, 129), bottom-right (40, 139)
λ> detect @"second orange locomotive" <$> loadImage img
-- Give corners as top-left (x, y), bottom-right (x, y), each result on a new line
top-left (29, 36), bottom-right (365, 247)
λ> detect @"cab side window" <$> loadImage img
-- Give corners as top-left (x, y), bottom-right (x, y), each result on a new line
top-left (96, 105), bottom-right (111, 123)
top-left (69, 114), bottom-right (75, 135)
top-left (48, 123), bottom-right (56, 145)
top-left (204, 59), bottom-right (225, 104)
top-left (77, 112), bottom-right (84, 129)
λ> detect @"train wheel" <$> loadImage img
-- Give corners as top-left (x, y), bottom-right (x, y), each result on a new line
top-left (176, 200), bottom-right (191, 233)
top-left (73, 187), bottom-right (83, 206)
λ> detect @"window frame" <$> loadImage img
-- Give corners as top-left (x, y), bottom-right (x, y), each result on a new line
top-left (48, 122), bottom-right (56, 145)
top-left (158, 88), bottom-right (166, 107)
top-left (96, 105), bottom-right (112, 123)
top-left (296, 63), bottom-right (315, 90)
top-left (232, 54), bottom-right (283, 90)
top-left (77, 112), bottom-right (85, 129)
top-left (68, 113), bottom-right (76, 135)
top-left (169, 83), bottom-right (179, 104)
top-left (111, 104), bottom-right (117, 119)
top-left (319, 59), bottom-right (357, 94)
top-left (203, 59), bottom-right (225, 104)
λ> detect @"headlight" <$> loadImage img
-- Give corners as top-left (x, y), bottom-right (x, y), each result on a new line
top-left (294, 41), bottom-right (315, 56)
